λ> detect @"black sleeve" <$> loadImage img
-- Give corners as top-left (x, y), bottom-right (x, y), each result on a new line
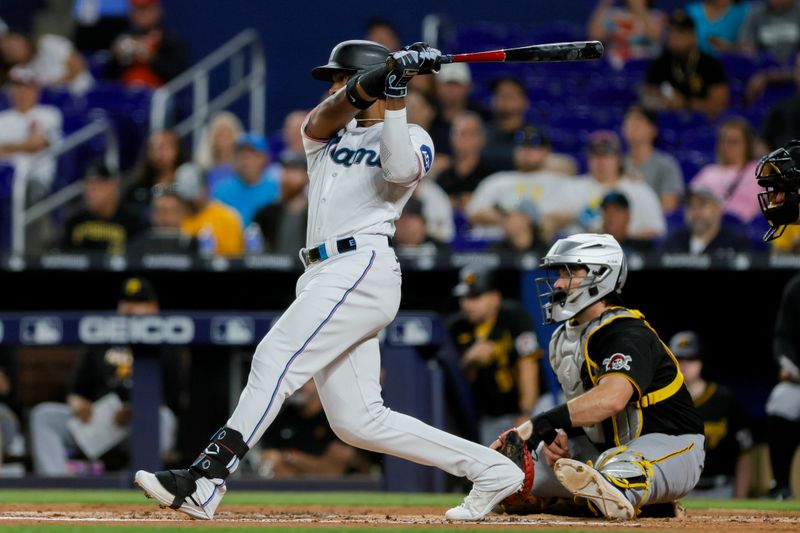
top-left (150, 33), bottom-right (190, 83)
top-left (589, 323), bottom-right (656, 401)
top-left (60, 216), bottom-right (78, 250)
top-left (505, 304), bottom-right (541, 359)
top-left (704, 57), bottom-right (728, 85)
top-left (726, 390), bottom-right (754, 453)
top-left (774, 273), bottom-right (800, 369)
top-left (67, 349), bottom-right (98, 399)
top-left (645, 55), bottom-right (668, 86)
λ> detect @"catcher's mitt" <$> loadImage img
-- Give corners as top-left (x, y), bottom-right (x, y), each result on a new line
top-left (495, 428), bottom-right (535, 505)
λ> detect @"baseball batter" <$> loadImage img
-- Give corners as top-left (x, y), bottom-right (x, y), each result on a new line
top-left (134, 39), bottom-right (522, 521)
top-left (496, 233), bottom-right (705, 519)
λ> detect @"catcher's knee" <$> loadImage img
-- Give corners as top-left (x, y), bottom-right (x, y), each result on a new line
top-left (595, 447), bottom-right (654, 504)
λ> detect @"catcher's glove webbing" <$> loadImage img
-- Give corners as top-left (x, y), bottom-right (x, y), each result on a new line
top-left (496, 429), bottom-right (535, 505)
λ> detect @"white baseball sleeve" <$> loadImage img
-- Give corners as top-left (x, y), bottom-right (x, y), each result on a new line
top-left (380, 108), bottom-right (431, 186)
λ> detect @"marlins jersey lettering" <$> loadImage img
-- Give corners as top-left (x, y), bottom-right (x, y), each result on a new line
top-left (301, 117), bottom-right (435, 246)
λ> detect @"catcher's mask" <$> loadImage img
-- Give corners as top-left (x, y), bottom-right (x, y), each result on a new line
top-left (535, 233), bottom-right (627, 325)
top-left (756, 141), bottom-right (800, 241)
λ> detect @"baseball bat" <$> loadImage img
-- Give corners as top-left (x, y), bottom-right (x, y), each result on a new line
top-left (439, 41), bottom-right (604, 64)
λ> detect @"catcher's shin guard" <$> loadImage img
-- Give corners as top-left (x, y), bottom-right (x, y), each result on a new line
top-left (594, 447), bottom-right (654, 510)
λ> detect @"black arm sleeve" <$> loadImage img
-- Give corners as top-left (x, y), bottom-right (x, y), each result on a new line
top-left (774, 273), bottom-right (800, 369)
top-left (149, 34), bottom-right (190, 83)
top-left (67, 349), bottom-right (98, 400)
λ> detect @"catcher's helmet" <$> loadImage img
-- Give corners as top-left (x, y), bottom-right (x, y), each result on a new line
top-left (756, 140), bottom-right (800, 241)
top-left (535, 233), bottom-right (627, 324)
top-left (311, 40), bottom-right (389, 81)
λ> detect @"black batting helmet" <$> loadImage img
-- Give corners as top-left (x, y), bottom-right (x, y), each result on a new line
top-left (311, 40), bottom-right (389, 81)
top-left (756, 140), bottom-right (800, 241)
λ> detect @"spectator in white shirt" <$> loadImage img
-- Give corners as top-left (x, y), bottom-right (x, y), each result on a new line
top-left (0, 31), bottom-right (94, 95)
top-left (551, 130), bottom-right (666, 239)
top-left (466, 126), bottom-right (576, 241)
top-left (0, 66), bottom-right (63, 199)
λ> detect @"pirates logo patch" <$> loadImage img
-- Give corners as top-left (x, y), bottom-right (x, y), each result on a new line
top-left (602, 353), bottom-right (632, 372)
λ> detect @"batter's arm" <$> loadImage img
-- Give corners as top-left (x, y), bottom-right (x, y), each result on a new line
top-left (304, 85), bottom-right (371, 141)
top-left (381, 99), bottom-right (427, 185)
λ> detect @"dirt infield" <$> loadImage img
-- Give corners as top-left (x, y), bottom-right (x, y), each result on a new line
top-left (1, 504), bottom-right (799, 531)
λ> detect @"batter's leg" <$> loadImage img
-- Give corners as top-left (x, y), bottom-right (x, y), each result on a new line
top-left (314, 336), bottom-right (524, 521)
top-left (135, 250), bottom-right (401, 519)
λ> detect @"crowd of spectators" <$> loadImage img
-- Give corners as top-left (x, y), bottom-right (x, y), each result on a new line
top-left (2, 6), bottom-right (800, 495)
top-left (4, 2), bottom-right (800, 258)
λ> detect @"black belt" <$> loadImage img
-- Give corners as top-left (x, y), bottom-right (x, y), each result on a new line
top-left (306, 236), bottom-right (393, 264)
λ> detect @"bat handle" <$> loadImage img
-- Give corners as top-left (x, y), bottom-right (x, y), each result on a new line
top-left (384, 55), bottom-right (454, 74)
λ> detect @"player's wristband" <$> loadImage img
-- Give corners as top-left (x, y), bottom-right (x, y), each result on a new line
top-left (345, 76), bottom-right (376, 110)
top-left (357, 66), bottom-right (388, 99)
top-left (529, 404), bottom-right (571, 446)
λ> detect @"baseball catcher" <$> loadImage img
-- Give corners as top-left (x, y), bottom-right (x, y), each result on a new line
top-left (493, 233), bottom-right (705, 519)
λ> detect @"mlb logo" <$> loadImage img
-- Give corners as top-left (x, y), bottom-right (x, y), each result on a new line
top-left (20, 317), bottom-right (63, 345)
top-left (388, 317), bottom-right (432, 346)
top-left (211, 317), bottom-right (255, 345)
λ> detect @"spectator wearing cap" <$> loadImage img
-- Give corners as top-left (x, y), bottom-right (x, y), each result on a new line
top-left (61, 162), bottom-right (148, 255)
top-left (686, 0), bottom-right (751, 57)
top-left (393, 196), bottom-right (449, 255)
top-left (0, 30), bottom-right (94, 94)
top-left (643, 9), bottom-right (729, 119)
top-left (429, 63), bottom-right (490, 159)
top-left (669, 330), bottom-right (754, 499)
top-left (622, 104), bottom-right (685, 214)
top-left (689, 116), bottom-right (762, 224)
top-left (0, 66), bottom-right (63, 198)
top-left (126, 182), bottom-right (195, 256)
top-left (171, 162), bottom-right (244, 257)
top-left (447, 266), bottom-right (547, 445)
top-left (252, 151), bottom-right (309, 255)
top-left (29, 277), bottom-right (184, 476)
top-left (552, 130), bottom-right (666, 239)
top-left (126, 129), bottom-right (189, 212)
top-left (106, 0), bottom-right (189, 88)
top-left (211, 132), bottom-right (280, 227)
top-left (435, 111), bottom-right (495, 211)
top-left (661, 183), bottom-right (752, 253)
top-left (468, 126), bottom-right (577, 242)
top-left (600, 190), bottom-right (657, 253)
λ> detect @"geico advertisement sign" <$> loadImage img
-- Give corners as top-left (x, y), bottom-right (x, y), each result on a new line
top-left (79, 316), bottom-right (195, 344)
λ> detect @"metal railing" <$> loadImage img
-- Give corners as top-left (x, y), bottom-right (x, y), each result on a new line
top-left (11, 118), bottom-right (119, 255)
top-left (149, 29), bottom-right (266, 154)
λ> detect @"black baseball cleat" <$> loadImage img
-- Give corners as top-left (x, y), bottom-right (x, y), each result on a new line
top-left (134, 469), bottom-right (226, 520)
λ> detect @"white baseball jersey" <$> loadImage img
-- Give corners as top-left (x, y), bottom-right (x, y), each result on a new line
top-left (223, 108), bottom-right (519, 497)
top-left (301, 117), bottom-right (435, 246)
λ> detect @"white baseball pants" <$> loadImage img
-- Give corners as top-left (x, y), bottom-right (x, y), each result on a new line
top-left (227, 243), bottom-right (516, 488)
